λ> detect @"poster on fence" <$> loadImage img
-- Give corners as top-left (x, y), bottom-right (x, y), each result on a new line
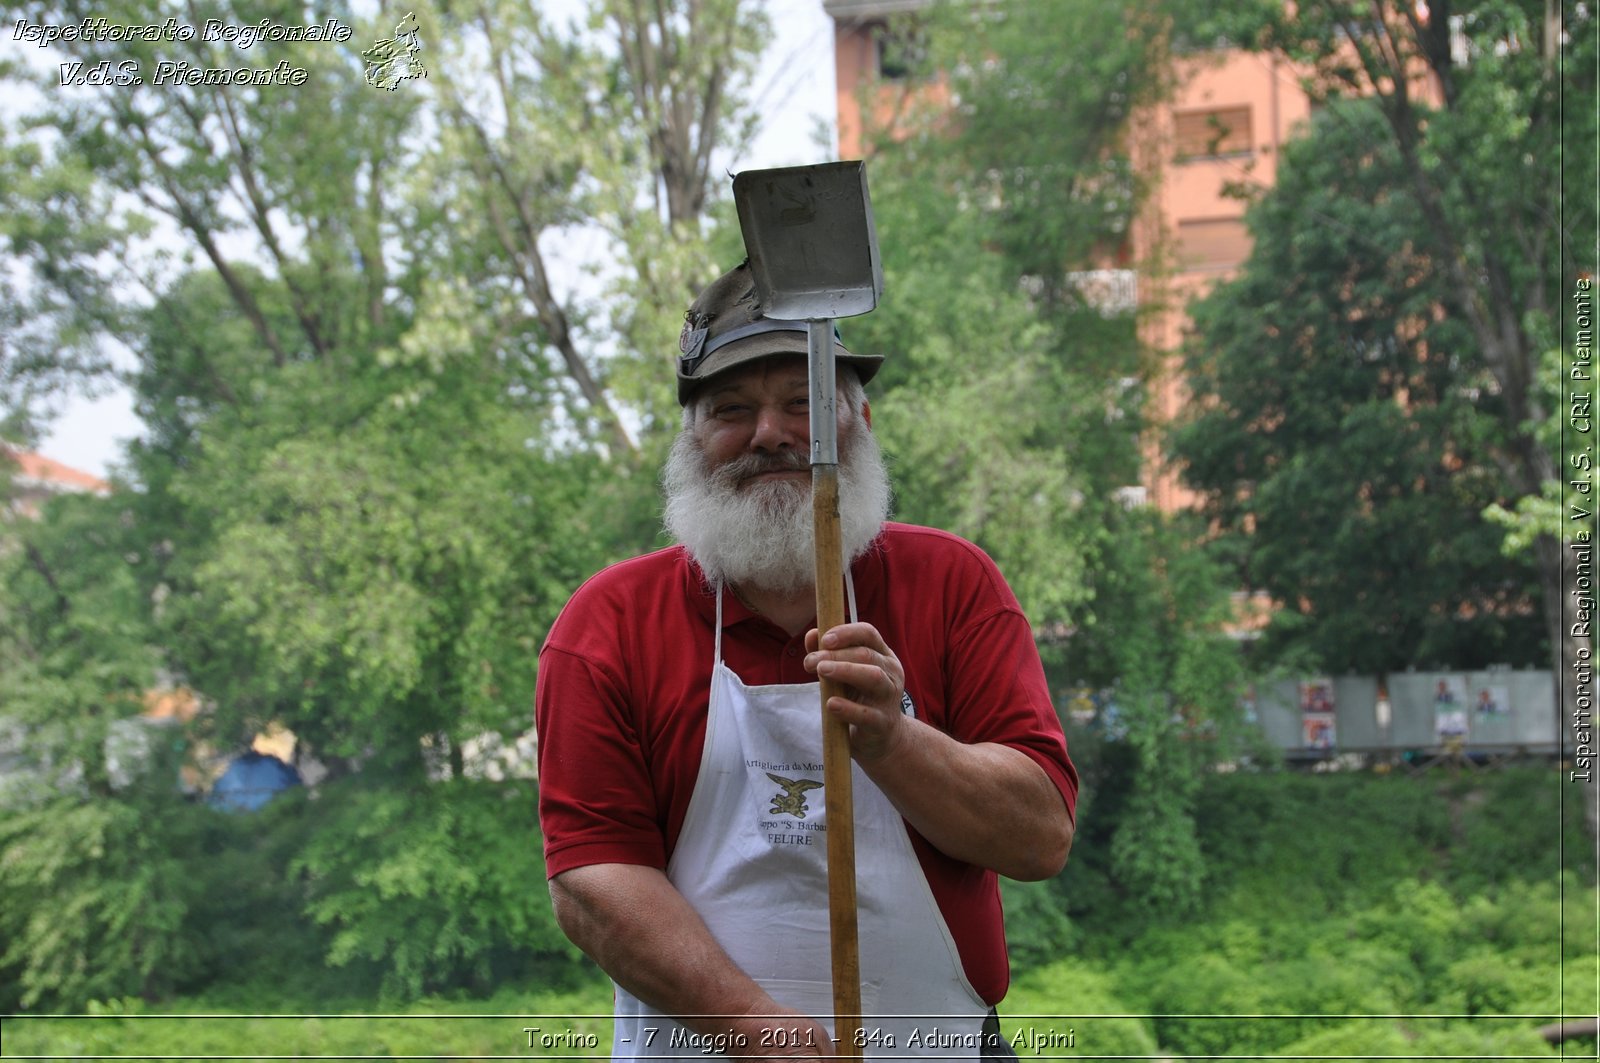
top-left (1433, 675), bottom-right (1468, 740)
top-left (1474, 683), bottom-right (1510, 716)
top-left (1300, 677), bottom-right (1336, 750)
top-left (1468, 681), bottom-right (1516, 742)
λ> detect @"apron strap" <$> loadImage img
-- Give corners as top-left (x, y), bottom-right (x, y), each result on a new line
top-left (714, 582), bottom-right (725, 662)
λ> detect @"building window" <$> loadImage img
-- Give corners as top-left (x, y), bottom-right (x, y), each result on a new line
top-left (1173, 105), bottom-right (1253, 160)
top-left (1176, 217), bottom-right (1251, 271)
top-left (1063, 269), bottom-right (1139, 316)
top-left (875, 19), bottom-right (928, 81)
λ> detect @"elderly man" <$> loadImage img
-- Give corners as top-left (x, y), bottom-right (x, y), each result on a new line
top-left (536, 262), bottom-right (1078, 1061)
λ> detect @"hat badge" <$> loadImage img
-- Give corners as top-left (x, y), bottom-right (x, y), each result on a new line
top-left (679, 311), bottom-right (709, 372)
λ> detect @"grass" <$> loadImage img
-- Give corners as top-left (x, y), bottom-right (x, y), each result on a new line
top-left (1, 984), bottom-right (614, 1060)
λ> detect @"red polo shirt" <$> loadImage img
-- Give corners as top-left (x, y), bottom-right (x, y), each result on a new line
top-left (536, 523), bottom-right (1077, 1004)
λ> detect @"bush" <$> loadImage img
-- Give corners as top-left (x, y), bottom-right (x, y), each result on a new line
top-left (0, 982), bottom-right (619, 1058)
top-left (1106, 866), bottom-right (1600, 1054)
top-left (1001, 878), bottom-right (1079, 971)
top-left (1277, 1016), bottom-right (1559, 1061)
top-left (0, 794), bottom-right (218, 1009)
top-left (1193, 772), bottom-right (1453, 921)
top-left (1442, 770), bottom-right (1594, 889)
top-left (1139, 952), bottom-right (1279, 1055)
top-left (1001, 960), bottom-right (1159, 1057)
top-left (0, 776), bottom-right (362, 1012)
top-left (290, 778), bottom-right (586, 1000)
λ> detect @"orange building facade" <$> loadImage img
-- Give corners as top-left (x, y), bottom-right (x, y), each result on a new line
top-left (1132, 47), bottom-right (1316, 510)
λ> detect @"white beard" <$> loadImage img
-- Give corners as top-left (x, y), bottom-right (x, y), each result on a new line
top-left (662, 422), bottom-right (891, 594)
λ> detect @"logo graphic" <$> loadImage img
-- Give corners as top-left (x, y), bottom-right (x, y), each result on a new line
top-left (678, 310), bottom-right (710, 374)
top-left (363, 12), bottom-right (426, 90)
top-left (765, 773), bottom-right (822, 819)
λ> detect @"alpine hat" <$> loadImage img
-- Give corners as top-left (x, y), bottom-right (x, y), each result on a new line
top-left (675, 260), bottom-right (883, 406)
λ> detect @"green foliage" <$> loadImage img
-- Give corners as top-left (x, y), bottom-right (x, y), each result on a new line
top-left (1187, 768), bottom-right (1591, 927)
top-left (1081, 511), bottom-right (1252, 918)
top-left (1002, 962), bottom-right (1159, 1057)
top-left (1561, 951), bottom-right (1600, 1020)
top-left (1276, 1017), bottom-right (1559, 1062)
top-left (290, 779), bottom-right (586, 1001)
top-left (849, 154), bottom-right (1104, 629)
top-left (0, 770), bottom-right (347, 1012)
top-left (4, 0), bottom-right (1592, 1040)
top-left (0, 0), bottom-right (747, 1016)
top-left (1078, 768), bottom-right (1595, 1057)
top-left (917, 0), bottom-right (1182, 283)
top-left (1191, 772), bottom-right (1453, 920)
top-left (171, 379), bottom-right (631, 769)
top-left (1441, 769), bottom-right (1591, 892)
top-left (4, 766), bottom-right (1594, 1061)
top-left (1000, 878), bottom-right (1080, 970)
top-left (1, 984), bottom-right (616, 1059)
top-left (1105, 775), bottom-right (1208, 915)
top-left (855, 4), bottom-right (1258, 924)
top-left (0, 795), bottom-right (206, 1010)
top-left (1052, 761), bottom-right (1595, 1011)
top-left (1140, 953), bottom-right (1278, 1054)
top-left (853, 0), bottom-right (1213, 634)
top-left (1487, 342), bottom-right (1596, 552)
top-left (1175, 0), bottom-right (1597, 686)
top-left (1173, 96), bottom-right (1545, 673)
top-left (1123, 872), bottom-right (1586, 1057)
top-left (174, 792), bottom-right (361, 1009)
top-left (0, 491), bottom-right (162, 794)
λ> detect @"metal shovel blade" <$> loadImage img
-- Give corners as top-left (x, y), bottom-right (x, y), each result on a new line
top-left (732, 161), bottom-right (883, 321)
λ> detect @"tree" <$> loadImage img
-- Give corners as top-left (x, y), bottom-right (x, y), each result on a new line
top-left (416, 0), bottom-right (768, 446)
top-left (0, 0), bottom-right (767, 1003)
top-left (1172, 98), bottom-right (1547, 673)
top-left (850, 0), bottom-right (1187, 628)
top-left (0, 488), bottom-right (201, 1008)
top-left (849, 0), bottom-right (1256, 915)
top-left (1171, 2), bottom-right (1597, 846)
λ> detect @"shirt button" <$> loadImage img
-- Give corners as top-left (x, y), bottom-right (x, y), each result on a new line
top-left (786, 645), bottom-right (799, 657)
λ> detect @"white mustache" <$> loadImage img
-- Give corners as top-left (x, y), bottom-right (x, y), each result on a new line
top-left (714, 451), bottom-right (811, 488)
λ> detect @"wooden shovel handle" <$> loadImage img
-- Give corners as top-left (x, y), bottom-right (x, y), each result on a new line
top-left (813, 463), bottom-right (863, 1061)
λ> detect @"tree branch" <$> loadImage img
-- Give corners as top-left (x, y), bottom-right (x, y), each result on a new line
top-left (209, 88), bottom-right (331, 359)
top-left (433, 70), bottom-right (640, 456)
top-left (120, 107), bottom-right (291, 369)
top-left (24, 542), bottom-right (71, 623)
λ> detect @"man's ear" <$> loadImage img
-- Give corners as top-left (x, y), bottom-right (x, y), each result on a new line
top-left (862, 400), bottom-right (872, 428)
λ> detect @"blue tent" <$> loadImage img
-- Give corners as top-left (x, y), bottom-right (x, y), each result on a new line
top-left (208, 751), bottom-right (302, 812)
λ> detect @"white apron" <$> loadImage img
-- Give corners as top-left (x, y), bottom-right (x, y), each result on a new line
top-left (611, 584), bottom-right (987, 1060)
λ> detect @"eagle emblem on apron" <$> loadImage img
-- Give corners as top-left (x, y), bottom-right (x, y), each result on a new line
top-left (765, 773), bottom-right (823, 819)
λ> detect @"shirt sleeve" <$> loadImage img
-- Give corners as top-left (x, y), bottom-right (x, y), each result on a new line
top-left (946, 605), bottom-right (1079, 825)
top-left (536, 642), bottom-right (668, 876)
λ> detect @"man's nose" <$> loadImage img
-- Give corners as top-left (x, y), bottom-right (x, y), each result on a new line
top-left (750, 404), bottom-right (802, 452)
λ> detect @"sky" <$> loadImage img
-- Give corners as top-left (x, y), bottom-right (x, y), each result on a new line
top-left (33, 0), bottom-right (840, 478)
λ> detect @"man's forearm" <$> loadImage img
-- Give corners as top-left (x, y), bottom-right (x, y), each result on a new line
top-left (857, 721), bottom-right (1072, 881)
